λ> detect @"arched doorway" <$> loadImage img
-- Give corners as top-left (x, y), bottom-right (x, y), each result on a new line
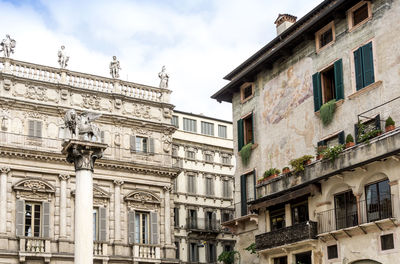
top-left (351, 260), bottom-right (382, 264)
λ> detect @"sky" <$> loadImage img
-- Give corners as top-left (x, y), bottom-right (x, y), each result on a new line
top-left (0, 0), bottom-right (322, 121)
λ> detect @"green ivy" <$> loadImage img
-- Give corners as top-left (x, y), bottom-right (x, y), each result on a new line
top-left (320, 99), bottom-right (336, 126)
top-left (289, 155), bottom-right (313, 173)
top-left (239, 143), bottom-right (253, 166)
top-left (245, 243), bottom-right (257, 255)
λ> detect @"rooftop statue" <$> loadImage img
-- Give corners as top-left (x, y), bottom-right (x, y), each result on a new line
top-left (158, 65), bottom-right (169, 89)
top-left (109, 56), bottom-right (121, 79)
top-left (63, 109), bottom-right (102, 143)
top-left (0, 35), bottom-right (16, 58)
top-left (57, 45), bottom-right (69, 69)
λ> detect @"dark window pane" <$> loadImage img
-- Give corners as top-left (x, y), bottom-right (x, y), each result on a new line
top-left (381, 234), bottom-right (394, 250)
top-left (353, 4), bottom-right (369, 26)
top-left (292, 202), bottom-right (309, 225)
top-left (320, 28), bottom-right (333, 48)
top-left (243, 85), bottom-right (253, 99)
top-left (335, 191), bottom-right (358, 229)
top-left (270, 209), bottom-right (285, 231)
top-left (327, 245), bottom-right (338, 259)
top-left (274, 256), bottom-right (287, 264)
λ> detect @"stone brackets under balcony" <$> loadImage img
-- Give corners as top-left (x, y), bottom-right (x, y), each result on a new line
top-left (255, 221), bottom-right (317, 252)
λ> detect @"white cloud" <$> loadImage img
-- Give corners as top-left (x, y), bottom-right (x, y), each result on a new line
top-left (0, 0), bottom-right (322, 120)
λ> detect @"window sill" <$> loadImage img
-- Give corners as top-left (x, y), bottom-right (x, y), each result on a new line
top-left (348, 17), bottom-right (372, 33)
top-left (348, 81), bottom-right (382, 100)
top-left (240, 95), bottom-right (254, 104)
top-left (316, 40), bottom-right (335, 54)
top-left (314, 99), bottom-right (344, 117)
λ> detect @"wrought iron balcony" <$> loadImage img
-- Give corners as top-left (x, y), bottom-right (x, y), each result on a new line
top-left (317, 196), bottom-right (395, 234)
top-left (255, 221), bottom-right (317, 251)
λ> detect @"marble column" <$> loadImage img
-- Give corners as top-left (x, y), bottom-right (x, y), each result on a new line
top-left (164, 186), bottom-right (172, 246)
top-left (62, 141), bottom-right (106, 264)
top-left (0, 167), bottom-right (10, 234)
top-left (59, 174), bottom-right (70, 238)
top-left (113, 180), bottom-right (124, 242)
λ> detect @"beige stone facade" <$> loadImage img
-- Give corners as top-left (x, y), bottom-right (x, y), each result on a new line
top-left (0, 57), bottom-right (179, 263)
top-left (213, 0), bottom-right (400, 263)
top-left (171, 110), bottom-right (235, 263)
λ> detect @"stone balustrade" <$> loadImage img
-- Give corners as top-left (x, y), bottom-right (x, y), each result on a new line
top-left (93, 241), bottom-right (107, 255)
top-left (0, 57), bottom-right (169, 104)
top-left (133, 244), bottom-right (161, 260)
top-left (19, 237), bottom-right (49, 253)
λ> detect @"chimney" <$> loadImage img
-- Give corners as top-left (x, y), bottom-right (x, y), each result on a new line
top-left (275, 14), bottom-right (297, 35)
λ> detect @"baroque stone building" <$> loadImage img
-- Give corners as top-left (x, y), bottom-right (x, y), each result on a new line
top-left (171, 110), bottom-right (235, 263)
top-left (0, 56), bottom-right (179, 263)
top-left (213, 0), bottom-right (400, 263)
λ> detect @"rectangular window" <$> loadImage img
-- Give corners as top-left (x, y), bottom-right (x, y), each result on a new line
top-left (334, 191), bottom-right (358, 229)
top-left (365, 179), bottom-right (391, 222)
top-left (135, 212), bottom-right (149, 244)
top-left (171, 115), bottom-right (179, 128)
top-left (28, 120), bottom-right (42, 138)
top-left (312, 59), bottom-right (344, 111)
top-left (223, 180), bottom-right (230, 198)
top-left (222, 212), bottom-right (232, 222)
top-left (381, 234), bottom-right (394, 251)
top-left (354, 42), bottom-right (375, 90)
top-left (189, 242), bottom-right (199, 262)
top-left (348, 1), bottom-right (371, 30)
top-left (188, 210), bottom-right (197, 229)
top-left (240, 82), bottom-right (254, 102)
top-left (327, 244), bottom-right (338, 259)
top-left (175, 241), bottom-right (180, 259)
top-left (240, 171), bottom-right (255, 216)
top-left (353, 3), bottom-right (369, 26)
top-left (204, 153), bottom-right (213, 162)
top-left (237, 113), bottom-right (254, 150)
top-left (218, 125), bottom-right (227, 138)
top-left (222, 156), bottom-right (231, 165)
top-left (291, 201), bottom-right (309, 225)
top-left (93, 208), bottom-right (99, 240)
top-left (316, 21), bottom-right (335, 51)
top-left (318, 131), bottom-right (345, 148)
top-left (187, 175), bottom-right (196, 194)
top-left (183, 118), bottom-right (197, 132)
top-left (186, 150), bottom-right (196, 160)
top-left (355, 115), bottom-right (381, 144)
top-left (207, 243), bottom-right (217, 262)
top-left (206, 177), bottom-right (214, 196)
top-left (173, 207), bottom-right (179, 227)
top-left (25, 202), bottom-right (41, 237)
top-left (201, 121), bottom-right (214, 136)
top-left (273, 256), bottom-right (287, 264)
top-left (270, 208), bottom-right (285, 231)
top-left (135, 136), bottom-right (148, 153)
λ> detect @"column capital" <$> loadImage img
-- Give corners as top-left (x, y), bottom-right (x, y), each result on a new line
top-left (113, 180), bottom-right (124, 186)
top-left (59, 174), bottom-right (71, 181)
top-left (0, 167), bottom-right (10, 174)
top-left (62, 141), bottom-right (106, 172)
top-left (163, 185), bottom-right (172, 193)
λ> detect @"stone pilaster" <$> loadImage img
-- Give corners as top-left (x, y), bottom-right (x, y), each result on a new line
top-left (58, 174), bottom-right (70, 238)
top-left (0, 167), bottom-right (10, 234)
top-left (163, 185), bottom-right (175, 259)
top-left (113, 180), bottom-right (124, 242)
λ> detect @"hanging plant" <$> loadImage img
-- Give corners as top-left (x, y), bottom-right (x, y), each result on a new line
top-left (320, 99), bottom-right (336, 126)
top-left (239, 143), bottom-right (253, 166)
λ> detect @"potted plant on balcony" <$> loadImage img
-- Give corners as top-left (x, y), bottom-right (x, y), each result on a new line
top-left (357, 121), bottom-right (382, 144)
top-left (322, 144), bottom-right (344, 162)
top-left (289, 155), bottom-right (313, 173)
top-left (385, 116), bottom-right (395, 132)
top-left (315, 145), bottom-right (327, 160)
top-left (282, 166), bottom-right (290, 174)
top-left (239, 143), bottom-right (253, 166)
top-left (264, 168), bottom-right (281, 181)
top-left (345, 134), bottom-right (355, 148)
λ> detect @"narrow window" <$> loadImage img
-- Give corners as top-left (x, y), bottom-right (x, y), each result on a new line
top-left (188, 210), bottom-right (197, 229)
top-left (321, 65), bottom-right (336, 103)
top-left (189, 242), bottom-right (199, 262)
top-left (207, 243), bottom-right (217, 262)
top-left (187, 175), bottom-right (196, 194)
top-left (315, 22), bottom-right (335, 52)
top-left (171, 115), bottom-right (179, 128)
top-left (25, 202), bottom-right (41, 237)
top-left (270, 208), bottom-right (285, 231)
top-left (240, 82), bottom-right (254, 102)
top-left (291, 201), bottom-right (309, 225)
top-left (173, 207), bottom-right (179, 227)
top-left (365, 179), bottom-right (391, 222)
top-left (93, 208), bottom-right (98, 240)
top-left (135, 136), bottom-right (148, 153)
top-left (223, 180), bottom-right (230, 198)
top-left (354, 42), bottom-right (375, 90)
top-left (327, 244), bottom-right (338, 259)
top-left (206, 177), bottom-right (214, 196)
top-left (175, 241), bottom-right (180, 259)
top-left (218, 125), bottom-right (227, 138)
top-left (334, 191), bottom-right (358, 229)
top-left (381, 234), bottom-right (394, 251)
top-left (134, 212), bottom-right (149, 244)
top-left (240, 171), bottom-right (255, 216)
top-left (237, 113), bottom-right (254, 150)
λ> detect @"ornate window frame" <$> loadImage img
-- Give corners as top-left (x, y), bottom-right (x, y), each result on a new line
top-left (13, 178), bottom-right (55, 201)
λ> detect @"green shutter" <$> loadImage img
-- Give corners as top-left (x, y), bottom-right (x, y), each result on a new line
top-left (338, 131), bottom-right (345, 145)
top-left (354, 123), bottom-right (360, 144)
top-left (334, 59), bottom-right (344, 100)
top-left (251, 113), bottom-right (254, 144)
top-left (240, 175), bottom-right (247, 216)
top-left (312, 72), bottom-right (322, 111)
top-left (354, 47), bottom-right (364, 90)
top-left (362, 42), bottom-right (375, 87)
top-left (375, 114), bottom-right (381, 130)
top-left (237, 119), bottom-right (244, 151)
top-left (252, 170), bottom-right (256, 200)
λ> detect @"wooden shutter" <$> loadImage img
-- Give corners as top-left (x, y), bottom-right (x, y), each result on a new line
top-left (354, 47), bottom-right (364, 90)
top-left (99, 207), bottom-right (107, 242)
top-left (130, 135), bottom-right (136, 152)
top-left (251, 112), bottom-right (255, 144)
top-left (237, 119), bottom-right (244, 151)
top-left (16, 199), bottom-right (25, 237)
top-left (240, 175), bottom-right (247, 216)
top-left (312, 72), bottom-right (322, 111)
top-left (211, 212), bottom-right (217, 230)
top-left (148, 138), bottom-right (155, 154)
top-left (42, 201), bottom-right (50, 238)
top-left (28, 120), bottom-right (35, 137)
top-left (128, 211), bottom-right (135, 244)
top-left (150, 211), bottom-right (158, 244)
top-left (334, 59), bottom-right (344, 100)
top-left (35, 121), bottom-right (42, 138)
top-left (361, 42), bottom-right (375, 87)
top-left (252, 170), bottom-right (256, 199)
top-left (338, 131), bottom-right (345, 145)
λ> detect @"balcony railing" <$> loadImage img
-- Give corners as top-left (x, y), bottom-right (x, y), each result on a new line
top-left (0, 57), bottom-right (170, 103)
top-left (19, 237), bottom-right (50, 253)
top-left (317, 196), bottom-right (395, 234)
top-left (132, 244), bottom-right (160, 260)
top-left (186, 218), bottom-right (221, 232)
top-left (255, 221), bottom-right (317, 251)
top-left (93, 241), bottom-right (108, 255)
top-left (0, 131), bottom-right (174, 168)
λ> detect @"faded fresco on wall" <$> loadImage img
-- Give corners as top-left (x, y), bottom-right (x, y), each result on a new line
top-left (262, 57), bottom-right (313, 124)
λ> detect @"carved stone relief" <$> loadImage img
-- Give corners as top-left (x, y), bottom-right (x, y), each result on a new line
top-left (162, 133), bottom-right (172, 153)
top-left (0, 108), bottom-right (10, 131)
top-left (3, 79), bottom-right (12, 91)
top-left (123, 103), bottom-right (151, 119)
top-left (125, 190), bottom-right (161, 211)
top-left (13, 179), bottom-right (56, 201)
